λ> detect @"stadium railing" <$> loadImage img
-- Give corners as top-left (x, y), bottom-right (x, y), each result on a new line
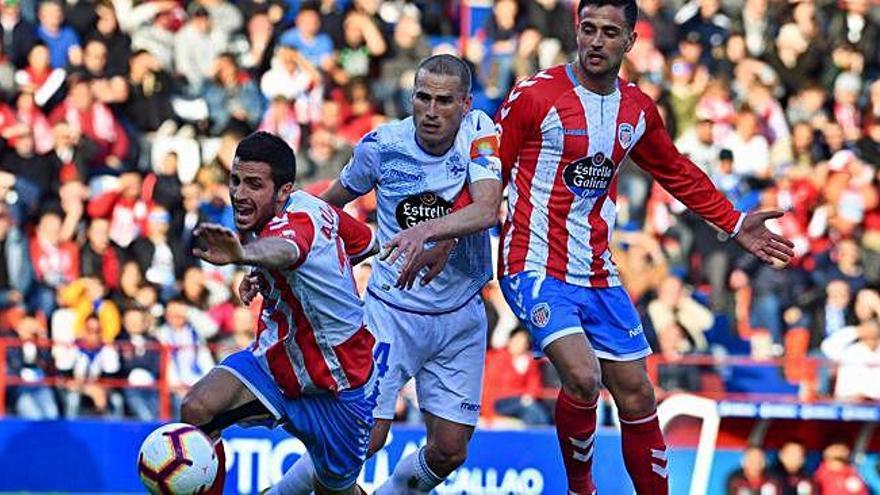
top-left (1, 337), bottom-right (878, 420)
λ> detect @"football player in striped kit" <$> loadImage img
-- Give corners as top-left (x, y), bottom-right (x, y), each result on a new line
top-left (183, 131), bottom-right (378, 495)
top-left (493, 0), bottom-right (795, 493)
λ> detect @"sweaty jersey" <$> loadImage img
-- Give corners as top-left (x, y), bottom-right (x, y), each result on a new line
top-left (251, 190), bottom-right (376, 398)
top-left (496, 64), bottom-right (744, 287)
top-left (340, 110), bottom-right (502, 313)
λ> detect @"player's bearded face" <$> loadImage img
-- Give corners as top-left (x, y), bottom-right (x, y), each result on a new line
top-left (412, 71), bottom-right (472, 155)
top-left (576, 5), bottom-right (635, 79)
top-left (229, 159), bottom-right (288, 234)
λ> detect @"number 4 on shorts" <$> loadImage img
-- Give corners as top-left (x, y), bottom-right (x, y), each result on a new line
top-left (373, 342), bottom-right (391, 378)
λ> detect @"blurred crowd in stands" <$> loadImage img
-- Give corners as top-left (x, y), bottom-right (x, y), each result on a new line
top-left (726, 441), bottom-right (870, 495)
top-left (0, 0), bottom-right (879, 431)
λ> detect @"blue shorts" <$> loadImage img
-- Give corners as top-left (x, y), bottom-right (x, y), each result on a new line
top-left (219, 350), bottom-right (376, 491)
top-left (499, 271), bottom-right (652, 361)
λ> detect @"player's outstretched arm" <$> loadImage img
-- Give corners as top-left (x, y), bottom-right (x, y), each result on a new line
top-left (733, 210), bottom-right (795, 267)
top-left (381, 178), bottom-right (502, 270)
top-left (193, 223), bottom-right (301, 270)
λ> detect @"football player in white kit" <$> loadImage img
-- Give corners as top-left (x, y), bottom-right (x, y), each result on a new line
top-left (320, 54), bottom-right (503, 493)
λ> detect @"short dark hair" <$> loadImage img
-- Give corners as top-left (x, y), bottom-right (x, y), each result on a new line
top-left (415, 54), bottom-right (472, 95)
top-left (577, 0), bottom-right (638, 30)
top-left (234, 131), bottom-right (297, 188)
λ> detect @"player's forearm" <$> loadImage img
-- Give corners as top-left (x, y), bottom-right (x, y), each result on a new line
top-left (422, 179), bottom-right (502, 241)
top-left (421, 201), bottom-right (499, 242)
top-left (241, 238), bottom-right (301, 270)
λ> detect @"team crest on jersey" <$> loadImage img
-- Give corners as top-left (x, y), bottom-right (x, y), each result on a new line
top-left (563, 152), bottom-right (615, 199)
top-left (446, 154), bottom-right (466, 177)
top-left (618, 123), bottom-right (634, 149)
top-left (395, 192), bottom-right (453, 229)
top-left (530, 303), bottom-right (551, 328)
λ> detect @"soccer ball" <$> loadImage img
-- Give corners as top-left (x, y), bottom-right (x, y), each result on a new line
top-left (137, 423), bottom-right (219, 494)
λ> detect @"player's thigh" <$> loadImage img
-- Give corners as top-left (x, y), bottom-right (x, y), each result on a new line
top-left (415, 298), bottom-right (486, 426)
top-left (499, 272), bottom-right (585, 352)
top-left (286, 387), bottom-right (375, 493)
top-left (365, 294), bottom-right (429, 420)
top-left (181, 366), bottom-right (259, 429)
top-left (578, 286), bottom-right (652, 362)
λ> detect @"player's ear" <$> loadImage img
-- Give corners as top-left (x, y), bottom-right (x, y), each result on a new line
top-left (276, 182), bottom-right (294, 201)
top-left (625, 29), bottom-right (637, 53)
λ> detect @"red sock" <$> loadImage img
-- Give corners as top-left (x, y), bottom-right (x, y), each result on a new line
top-left (555, 389), bottom-right (598, 495)
top-left (204, 440), bottom-right (227, 495)
top-left (619, 410), bottom-right (668, 495)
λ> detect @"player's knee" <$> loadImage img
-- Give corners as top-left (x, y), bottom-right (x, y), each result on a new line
top-left (425, 438), bottom-right (468, 475)
top-left (180, 391), bottom-right (215, 428)
top-left (615, 376), bottom-right (656, 416)
top-left (563, 365), bottom-right (601, 403)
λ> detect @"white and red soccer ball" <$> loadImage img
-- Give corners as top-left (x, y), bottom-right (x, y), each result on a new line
top-left (137, 423), bottom-right (218, 494)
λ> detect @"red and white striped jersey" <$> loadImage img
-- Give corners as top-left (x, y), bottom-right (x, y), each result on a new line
top-left (251, 190), bottom-right (376, 398)
top-left (497, 64), bottom-right (744, 287)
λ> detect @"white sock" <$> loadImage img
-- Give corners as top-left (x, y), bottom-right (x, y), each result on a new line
top-left (374, 446), bottom-right (444, 494)
top-left (268, 451), bottom-right (316, 495)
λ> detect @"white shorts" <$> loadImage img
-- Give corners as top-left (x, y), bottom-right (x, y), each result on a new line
top-left (364, 291), bottom-right (487, 426)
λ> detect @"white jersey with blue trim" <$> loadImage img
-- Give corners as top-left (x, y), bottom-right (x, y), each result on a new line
top-left (340, 110), bottom-right (502, 314)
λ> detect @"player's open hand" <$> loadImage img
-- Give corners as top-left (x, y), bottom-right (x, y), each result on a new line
top-left (734, 210), bottom-right (795, 268)
top-left (395, 239), bottom-right (455, 289)
top-left (193, 223), bottom-right (245, 265)
top-left (381, 224), bottom-right (431, 275)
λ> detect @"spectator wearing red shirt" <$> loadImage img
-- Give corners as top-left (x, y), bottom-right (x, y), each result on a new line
top-left (813, 443), bottom-right (869, 495)
top-left (86, 170), bottom-right (149, 249)
top-left (483, 328), bottom-right (550, 425)
top-left (49, 75), bottom-right (129, 173)
top-left (28, 209), bottom-right (79, 317)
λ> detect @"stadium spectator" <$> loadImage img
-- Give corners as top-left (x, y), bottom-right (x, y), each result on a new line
top-left (154, 298), bottom-right (216, 412)
top-left (64, 313), bottom-right (122, 418)
top-left (173, 6), bottom-right (225, 92)
top-left (124, 49), bottom-right (178, 134)
top-left (0, 202), bottom-right (32, 310)
top-left (484, 328), bottom-right (550, 426)
top-left (768, 441), bottom-right (817, 495)
top-left (77, 39), bottom-right (127, 105)
top-left (813, 443), bottom-right (869, 495)
top-left (202, 52), bottom-right (264, 135)
top-left (117, 303), bottom-right (160, 420)
top-left (131, 206), bottom-right (185, 300)
top-left (278, 3), bottom-right (334, 72)
top-left (726, 446), bottom-right (784, 494)
top-left (0, 126), bottom-right (60, 208)
top-left (58, 275), bottom-right (120, 343)
top-left (84, 1), bottom-right (130, 78)
top-left (49, 75), bottom-right (129, 172)
top-left (4, 314), bottom-right (59, 419)
top-left (212, 305), bottom-right (252, 362)
top-left (374, 7), bottom-right (430, 119)
top-left (87, 171), bottom-right (148, 248)
top-left (0, 0), bottom-right (37, 68)
top-left (259, 46), bottom-right (322, 122)
top-left (29, 209), bottom-right (79, 317)
top-left (35, 0), bottom-right (81, 69)
top-left (821, 317), bottom-right (880, 402)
